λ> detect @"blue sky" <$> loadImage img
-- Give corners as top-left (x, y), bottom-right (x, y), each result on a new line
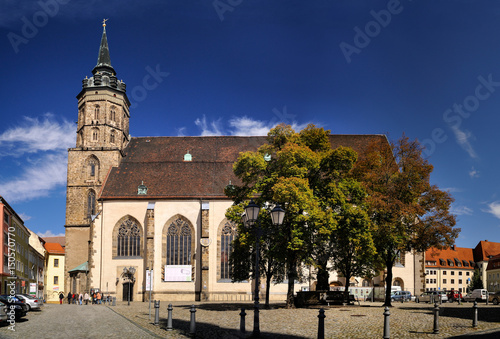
top-left (0, 0), bottom-right (499, 248)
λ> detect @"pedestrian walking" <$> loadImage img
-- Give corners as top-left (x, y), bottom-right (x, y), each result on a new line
top-left (79, 293), bottom-right (83, 305)
top-left (67, 292), bottom-right (72, 304)
top-left (97, 291), bottom-right (102, 304)
top-left (84, 292), bottom-right (89, 305)
top-left (59, 292), bottom-right (64, 305)
top-left (72, 293), bottom-right (76, 304)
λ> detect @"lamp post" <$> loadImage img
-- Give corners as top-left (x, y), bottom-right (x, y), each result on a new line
top-left (122, 266), bottom-right (136, 306)
top-left (243, 199), bottom-right (285, 337)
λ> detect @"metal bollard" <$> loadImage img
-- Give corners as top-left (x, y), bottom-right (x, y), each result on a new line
top-left (472, 301), bottom-right (478, 328)
top-left (189, 304), bottom-right (196, 335)
top-left (317, 308), bottom-right (325, 339)
top-left (167, 303), bottom-right (173, 331)
top-left (383, 306), bottom-right (390, 339)
top-left (486, 291), bottom-right (489, 305)
top-left (433, 302), bottom-right (439, 334)
top-left (239, 308), bottom-right (246, 333)
top-left (154, 300), bottom-right (160, 326)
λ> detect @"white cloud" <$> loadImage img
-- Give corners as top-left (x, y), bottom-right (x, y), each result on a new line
top-left (0, 152), bottom-right (68, 203)
top-left (18, 213), bottom-right (32, 221)
top-left (195, 115), bottom-right (223, 136)
top-left (450, 125), bottom-right (477, 158)
top-left (485, 201), bottom-right (500, 219)
top-left (469, 167), bottom-right (479, 178)
top-left (0, 113), bottom-right (74, 157)
top-left (450, 205), bottom-right (473, 216)
top-left (37, 230), bottom-right (65, 238)
top-left (228, 117), bottom-right (273, 136)
top-left (0, 114), bottom-right (73, 203)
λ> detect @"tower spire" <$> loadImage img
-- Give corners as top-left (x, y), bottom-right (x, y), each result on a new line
top-left (93, 19), bottom-right (115, 75)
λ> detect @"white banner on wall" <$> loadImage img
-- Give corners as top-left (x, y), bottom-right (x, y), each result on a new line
top-left (165, 265), bottom-right (192, 282)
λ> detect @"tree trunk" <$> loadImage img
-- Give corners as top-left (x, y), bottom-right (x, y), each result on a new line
top-left (286, 256), bottom-right (297, 309)
top-left (384, 258), bottom-right (394, 307)
top-left (265, 271), bottom-right (272, 308)
top-left (315, 264), bottom-right (330, 291)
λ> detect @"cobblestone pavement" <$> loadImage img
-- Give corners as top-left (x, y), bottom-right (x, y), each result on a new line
top-left (0, 301), bottom-right (498, 338)
top-left (109, 300), bottom-right (500, 338)
top-left (0, 303), bottom-right (157, 338)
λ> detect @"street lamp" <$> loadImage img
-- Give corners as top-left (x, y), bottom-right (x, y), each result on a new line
top-left (243, 199), bottom-right (285, 337)
top-left (122, 266), bottom-right (136, 306)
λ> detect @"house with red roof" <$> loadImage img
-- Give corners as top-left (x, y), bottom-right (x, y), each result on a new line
top-left (44, 242), bottom-right (65, 303)
top-left (424, 246), bottom-right (475, 293)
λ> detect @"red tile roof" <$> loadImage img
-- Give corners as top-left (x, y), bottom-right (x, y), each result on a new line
top-left (473, 240), bottom-right (500, 262)
top-left (486, 254), bottom-right (500, 271)
top-left (44, 242), bottom-right (65, 254)
top-left (425, 247), bottom-right (475, 270)
top-left (100, 134), bottom-right (387, 200)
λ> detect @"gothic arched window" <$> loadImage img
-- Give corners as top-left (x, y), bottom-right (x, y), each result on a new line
top-left (218, 220), bottom-right (237, 281)
top-left (117, 218), bottom-right (142, 257)
top-left (92, 128), bottom-right (99, 142)
top-left (87, 190), bottom-right (96, 220)
top-left (94, 105), bottom-right (100, 120)
top-left (166, 218), bottom-right (192, 265)
top-left (110, 106), bottom-right (116, 122)
top-left (110, 130), bottom-right (115, 144)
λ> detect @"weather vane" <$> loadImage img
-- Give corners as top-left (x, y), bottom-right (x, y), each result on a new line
top-left (102, 18), bottom-right (108, 27)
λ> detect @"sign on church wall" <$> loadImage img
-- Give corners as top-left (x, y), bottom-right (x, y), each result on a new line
top-left (165, 265), bottom-right (192, 282)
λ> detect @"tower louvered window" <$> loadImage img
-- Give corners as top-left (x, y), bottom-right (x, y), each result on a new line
top-left (166, 219), bottom-right (192, 265)
top-left (117, 219), bottom-right (141, 257)
top-left (87, 190), bottom-right (96, 220)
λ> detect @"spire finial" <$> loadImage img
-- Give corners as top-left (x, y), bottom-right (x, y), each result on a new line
top-left (102, 18), bottom-right (108, 27)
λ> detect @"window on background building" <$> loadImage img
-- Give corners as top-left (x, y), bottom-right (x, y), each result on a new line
top-left (110, 106), bottom-right (116, 121)
top-left (110, 130), bottom-right (115, 143)
top-left (466, 272), bottom-right (470, 276)
top-left (117, 218), bottom-right (142, 257)
top-left (426, 279), bottom-right (429, 284)
top-left (459, 271), bottom-right (462, 276)
top-left (3, 213), bottom-right (9, 224)
top-left (443, 270), bottom-right (447, 275)
top-left (443, 279), bottom-right (447, 284)
top-left (94, 105), bottom-right (100, 120)
top-left (54, 276), bottom-right (58, 285)
top-left (54, 258), bottom-right (59, 268)
top-left (451, 279), bottom-right (455, 284)
top-left (92, 128), bottom-right (99, 142)
top-left (459, 279), bottom-right (462, 284)
top-left (451, 271), bottom-right (455, 275)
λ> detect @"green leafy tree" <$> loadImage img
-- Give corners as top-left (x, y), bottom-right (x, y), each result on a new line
top-left (227, 124), bottom-right (380, 307)
top-left (354, 135), bottom-right (459, 306)
top-left (469, 268), bottom-right (484, 290)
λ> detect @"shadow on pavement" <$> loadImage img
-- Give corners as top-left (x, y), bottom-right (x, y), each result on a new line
top-left (157, 317), bottom-right (308, 339)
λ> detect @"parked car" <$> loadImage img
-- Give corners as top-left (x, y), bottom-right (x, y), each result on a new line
top-left (0, 301), bottom-right (7, 323)
top-left (0, 296), bottom-right (28, 320)
top-left (464, 289), bottom-right (489, 302)
top-left (417, 291), bottom-right (448, 303)
top-left (391, 291), bottom-right (412, 302)
top-left (487, 291), bottom-right (500, 305)
top-left (447, 290), bottom-right (463, 302)
top-left (16, 294), bottom-right (42, 311)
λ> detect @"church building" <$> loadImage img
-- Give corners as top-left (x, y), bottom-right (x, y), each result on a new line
top-left (64, 23), bottom-right (423, 302)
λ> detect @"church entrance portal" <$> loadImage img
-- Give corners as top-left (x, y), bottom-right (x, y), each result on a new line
top-left (122, 282), bottom-right (134, 302)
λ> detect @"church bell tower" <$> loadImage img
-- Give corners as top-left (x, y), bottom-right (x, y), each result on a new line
top-left (64, 21), bottom-right (130, 294)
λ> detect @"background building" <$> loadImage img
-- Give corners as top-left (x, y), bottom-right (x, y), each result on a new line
top-left (44, 243), bottom-right (65, 303)
top-left (486, 254), bottom-right (500, 292)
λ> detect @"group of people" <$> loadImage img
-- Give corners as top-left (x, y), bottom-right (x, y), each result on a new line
top-left (58, 291), bottom-right (112, 305)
